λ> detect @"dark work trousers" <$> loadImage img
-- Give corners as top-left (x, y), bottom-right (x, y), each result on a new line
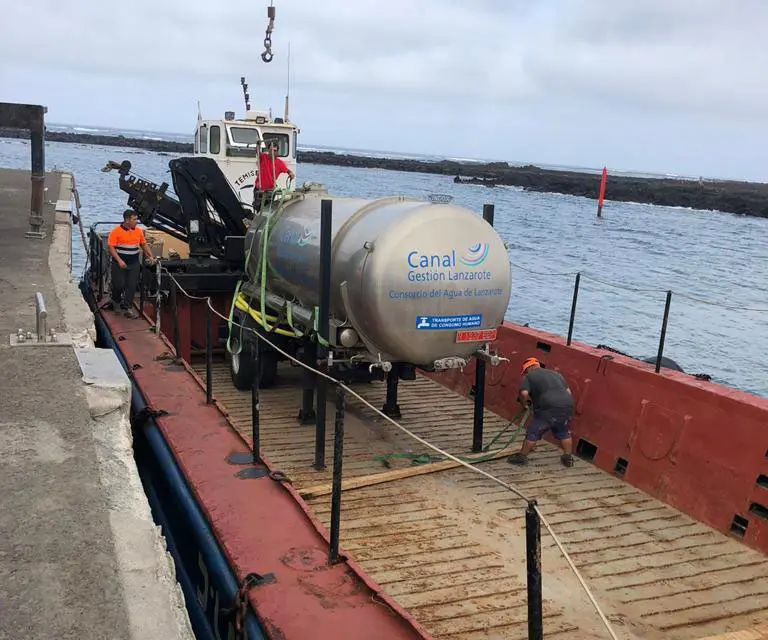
top-left (111, 259), bottom-right (140, 308)
top-left (252, 187), bottom-right (275, 212)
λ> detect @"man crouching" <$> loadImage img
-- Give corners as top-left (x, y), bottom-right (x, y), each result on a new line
top-left (507, 357), bottom-right (574, 468)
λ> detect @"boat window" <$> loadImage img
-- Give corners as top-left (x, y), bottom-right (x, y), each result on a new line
top-left (209, 125), bottom-right (221, 154)
top-left (229, 127), bottom-right (261, 146)
top-left (262, 133), bottom-right (290, 158)
top-left (293, 130), bottom-right (298, 157)
top-left (199, 125), bottom-right (208, 154)
top-left (194, 129), bottom-right (199, 154)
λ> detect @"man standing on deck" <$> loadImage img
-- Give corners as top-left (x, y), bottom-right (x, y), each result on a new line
top-left (507, 358), bottom-right (575, 468)
top-left (104, 210), bottom-right (155, 318)
top-left (252, 139), bottom-right (295, 211)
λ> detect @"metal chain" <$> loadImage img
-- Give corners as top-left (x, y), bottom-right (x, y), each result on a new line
top-left (261, 2), bottom-right (276, 63)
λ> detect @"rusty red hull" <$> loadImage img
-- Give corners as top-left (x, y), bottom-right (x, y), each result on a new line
top-left (427, 322), bottom-right (768, 555)
top-left (101, 301), bottom-right (431, 640)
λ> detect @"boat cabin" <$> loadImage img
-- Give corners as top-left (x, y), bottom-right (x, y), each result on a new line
top-left (193, 109), bottom-right (299, 205)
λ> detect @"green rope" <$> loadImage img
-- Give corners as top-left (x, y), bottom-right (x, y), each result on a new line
top-left (373, 408), bottom-right (531, 468)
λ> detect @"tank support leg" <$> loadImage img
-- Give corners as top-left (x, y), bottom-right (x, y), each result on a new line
top-left (472, 358), bottom-right (486, 452)
top-left (382, 368), bottom-right (401, 418)
top-left (297, 339), bottom-right (316, 424)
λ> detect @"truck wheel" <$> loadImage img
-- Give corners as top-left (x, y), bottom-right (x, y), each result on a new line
top-left (230, 334), bottom-right (258, 391)
top-left (230, 335), bottom-right (280, 390)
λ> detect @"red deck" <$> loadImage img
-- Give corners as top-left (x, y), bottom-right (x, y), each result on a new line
top-left (101, 304), bottom-right (431, 640)
top-left (428, 321), bottom-right (768, 556)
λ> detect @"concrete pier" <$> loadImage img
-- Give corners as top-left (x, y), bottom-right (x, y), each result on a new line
top-left (0, 168), bottom-right (193, 639)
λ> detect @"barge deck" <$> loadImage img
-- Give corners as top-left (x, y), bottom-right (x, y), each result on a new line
top-left (193, 358), bottom-right (768, 640)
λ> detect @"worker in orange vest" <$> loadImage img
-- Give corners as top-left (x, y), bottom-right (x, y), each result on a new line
top-left (104, 210), bottom-right (156, 318)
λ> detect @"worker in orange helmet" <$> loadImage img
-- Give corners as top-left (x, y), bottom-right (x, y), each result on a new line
top-left (507, 357), bottom-right (574, 468)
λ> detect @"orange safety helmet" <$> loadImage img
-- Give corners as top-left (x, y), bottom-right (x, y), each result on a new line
top-left (521, 357), bottom-right (541, 375)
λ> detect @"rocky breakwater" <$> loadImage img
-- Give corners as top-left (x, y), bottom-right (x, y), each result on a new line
top-left (2, 128), bottom-right (767, 218)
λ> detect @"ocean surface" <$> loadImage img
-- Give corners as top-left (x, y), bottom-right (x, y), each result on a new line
top-left (2, 131), bottom-right (767, 398)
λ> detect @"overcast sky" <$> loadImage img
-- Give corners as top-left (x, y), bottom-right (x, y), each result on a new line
top-left (2, 0), bottom-right (767, 180)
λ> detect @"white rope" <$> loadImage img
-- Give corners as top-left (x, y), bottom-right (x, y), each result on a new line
top-left (157, 266), bottom-right (619, 639)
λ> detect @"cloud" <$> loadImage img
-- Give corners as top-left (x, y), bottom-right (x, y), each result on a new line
top-left (2, 0), bottom-right (768, 179)
top-left (3, 0), bottom-right (766, 116)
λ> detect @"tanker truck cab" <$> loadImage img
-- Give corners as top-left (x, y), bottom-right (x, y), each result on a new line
top-left (193, 110), bottom-right (299, 207)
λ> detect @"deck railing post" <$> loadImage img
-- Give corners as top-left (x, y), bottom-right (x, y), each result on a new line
top-left (98, 235), bottom-right (104, 300)
top-left (328, 385), bottom-right (346, 564)
top-left (252, 351), bottom-right (261, 464)
top-left (471, 203), bottom-right (496, 453)
top-left (170, 279), bottom-right (181, 360)
top-left (314, 199), bottom-right (333, 470)
top-left (205, 303), bottom-right (213, 405)
top-left (567, 272), bottom-right (581, 346)
top-left (526, 500), bottom-right (543, 640)
top-left (655, 290), bottom-right (673, 373)
top-left (155, 260), bottom-right (162, 335)
top-left (138, 262), bottom-right (145, 316)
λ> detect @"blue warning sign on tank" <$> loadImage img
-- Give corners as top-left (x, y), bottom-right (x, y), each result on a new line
top-left (415, 314), bottom-right (482, 330)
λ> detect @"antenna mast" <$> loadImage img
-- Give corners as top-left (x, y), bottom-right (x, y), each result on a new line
top-left (284, 42), bottom-right (291, 122)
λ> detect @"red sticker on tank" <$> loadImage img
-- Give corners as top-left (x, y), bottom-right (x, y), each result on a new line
top-left (456, 329), bottom-right (497, 343)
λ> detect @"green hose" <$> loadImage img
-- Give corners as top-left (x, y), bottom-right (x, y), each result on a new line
top-left (373, 408), bottom-right (531, 468)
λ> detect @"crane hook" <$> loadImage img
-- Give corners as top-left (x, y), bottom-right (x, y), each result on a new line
top-left (261, 2), bottom-right (276, 63)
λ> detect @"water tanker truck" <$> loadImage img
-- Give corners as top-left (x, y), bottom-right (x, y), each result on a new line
top-left (104, 157), bottom-right (512, 417)
top-left (233, 184), bottom-right (511, 387)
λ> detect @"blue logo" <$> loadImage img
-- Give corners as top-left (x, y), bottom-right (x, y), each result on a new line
top-left (458, 243), bottom-right (489, 267)
top-left (407, 243), bottom-right (490, 270)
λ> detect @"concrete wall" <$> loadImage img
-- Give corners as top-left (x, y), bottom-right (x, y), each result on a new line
top-left (51, 173), bottom-right (194, 640)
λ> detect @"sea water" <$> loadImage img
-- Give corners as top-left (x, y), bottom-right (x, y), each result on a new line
top-left (1, 135), bottom-right (766, 397)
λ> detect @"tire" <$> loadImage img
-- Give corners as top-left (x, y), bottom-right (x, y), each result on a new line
top-left (229, 331), bottom-right (279, 390)
top-left (229, 332), bottom-right (258, 391)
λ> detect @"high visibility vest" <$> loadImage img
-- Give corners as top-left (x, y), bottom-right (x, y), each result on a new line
top-left (108, 224), bottom-right (145, 264)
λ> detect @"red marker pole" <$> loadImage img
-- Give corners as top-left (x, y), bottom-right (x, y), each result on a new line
top-left (597, 166), bottom-right (607, 218)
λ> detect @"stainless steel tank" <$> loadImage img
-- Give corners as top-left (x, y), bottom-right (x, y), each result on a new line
top-left (245, 185), bottom-right (511, 366)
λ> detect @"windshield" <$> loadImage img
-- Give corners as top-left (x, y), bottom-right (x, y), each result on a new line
top-left (228, 126), bottom-right (260, 145)
top-left (262, 133), bottom-right (290, 158)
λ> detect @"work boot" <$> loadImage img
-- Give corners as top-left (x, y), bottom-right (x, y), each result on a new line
top-left (123, 308), bottom-right (139, 319)
top-left (561, 453), bottom-right (574, 468)
top-left (507, 453), bottom-right (528, 466)
top-left (101, 300), bottom-right (117, 311)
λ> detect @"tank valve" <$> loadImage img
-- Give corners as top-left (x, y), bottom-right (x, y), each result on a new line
top-left (475, 346), bottom-right (509, 367)
top-left (434, 357), bottom-right (469, 371)
top-left (368, 355), bottom-right (392, 374)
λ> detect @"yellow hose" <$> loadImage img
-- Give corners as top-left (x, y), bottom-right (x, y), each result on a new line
top-left (235, 293), bottom-right (300, 338)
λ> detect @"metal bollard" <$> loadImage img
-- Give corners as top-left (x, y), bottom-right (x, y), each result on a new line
top-left (35, 292), bottom-right (47, 342)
